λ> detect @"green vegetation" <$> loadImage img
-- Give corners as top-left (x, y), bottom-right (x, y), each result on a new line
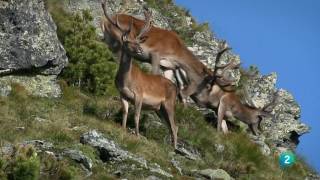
top-left (48, 1), bottom-right (117, 96)
top-left (0, 1), bottom-right (315, 179)
top-left (1, 145), bottom-right (40, 180)
top-left (0, 82), bottom-right (314, 179)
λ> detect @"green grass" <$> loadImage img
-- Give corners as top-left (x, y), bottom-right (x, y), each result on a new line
top-left (0, 83), bottom-right (315, 179)
top-left (0, 1), bottom-right (315, 179)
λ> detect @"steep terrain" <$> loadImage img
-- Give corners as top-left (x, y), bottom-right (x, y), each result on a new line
top-left (63, 0), bottom-right (309, 154)
top-left (0, 0), bottom-right (317, 179)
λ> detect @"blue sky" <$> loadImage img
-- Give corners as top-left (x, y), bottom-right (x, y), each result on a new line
top-left (175, 0), bottom-right (320, 173)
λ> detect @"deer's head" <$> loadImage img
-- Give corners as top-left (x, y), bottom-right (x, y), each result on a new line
top-left (120, 7), bottom-right (152, 56)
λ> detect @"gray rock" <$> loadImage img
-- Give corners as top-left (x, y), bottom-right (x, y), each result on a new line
top-left (63, 149), bottom-right (93, 171)
top-left (263, 89), bottom-right (310, 149)
top-left (248, 134), bottom-right (271, 156)
top-left (175, 147), bottom-right (200, 161)
top-left (239, 73), bottom-right (277, 108)
top-left (241, 73), bottom-right (310, 149)
top-left (22, 140), bottom-right (54, 151)
top-left (0, 75), bottom-right (62, 97)
top-left (0, 144), bottom-right (14, 156)
top-left (149, 163), bottom-right (173, 178)
top-left (197, 169), bottom-right (232, 180)
top-left (0, 0), bottom-right (66, 98)
top-left (175, 141), bottom-right (201, 161)
top-left (171, 158), bottom-right (182, 175)
top-left (64, 0), bottom-right (170, 38)
top-left (146, 175), bottom-right (162, 180)
top-left (80, 130), bottom-right (173, 178)
top-left (305, 173), bottom-right (320, 180)
top-left (188, 35), bottom-right (241, 85)
top-left (0, 82), bottom-right (11, 96)
top-left (0, 0), bottom-right (67, 75)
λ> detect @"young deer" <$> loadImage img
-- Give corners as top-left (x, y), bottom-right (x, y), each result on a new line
top-left (115, 23), bottom-right (178, 148)
top-left (101, 1), bottom-right (215, 102)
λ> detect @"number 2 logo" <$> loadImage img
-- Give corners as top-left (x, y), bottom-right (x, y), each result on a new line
top-left (284, 155), bottom-right (291, 164)
top-left (279, 151), bottom-right (296, 168)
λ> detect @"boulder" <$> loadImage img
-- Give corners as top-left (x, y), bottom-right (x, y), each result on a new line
top-left (80, 130), bottom-right (173, 178)
top-left (63, 149), bottom-right (93, 171)
top-left (0, 0), bottom-right (67, 97)
top-left (241, 73), bottom-right (310, 149)
top-left (197, 169), bottom-right (232, 180)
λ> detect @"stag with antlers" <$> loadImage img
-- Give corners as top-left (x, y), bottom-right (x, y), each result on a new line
top-left (114, 22), bottom-right (178, 148)
top-left (100, 1), bottom-right (222, 103)
top-left (191, 41), bottom-right (276, 135)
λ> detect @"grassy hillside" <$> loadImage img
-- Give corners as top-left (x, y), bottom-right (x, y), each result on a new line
top-left (0, 83), bottom-right (313, 179)
top-left (0, 0), bottom-right (315, 179)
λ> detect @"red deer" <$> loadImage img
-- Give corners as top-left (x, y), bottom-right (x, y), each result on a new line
top-left (115, 23), bottom-right (178, 148)
top-left (100, 1), bottom-right (216, 103)
top-left (191, 43), bottom-right (276, 135)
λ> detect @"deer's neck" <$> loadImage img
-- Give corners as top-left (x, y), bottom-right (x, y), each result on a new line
top-left (116, 50), bottom-right (133, 87)
top-left (179, 48), bottom-right (211, 79)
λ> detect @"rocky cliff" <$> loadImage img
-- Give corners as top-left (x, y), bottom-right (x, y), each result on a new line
top-left (63, 0), bottom-right (309, 152)
top-left (0, 0), bottom-right (67, 97)
top-left (0, 0), bottom-right (315, 179)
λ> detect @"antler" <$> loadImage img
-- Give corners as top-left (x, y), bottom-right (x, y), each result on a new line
top-left (214, 40), bottom-right (232, 69)
top-left (120, 17), bottom-right (133, 42)
top-left (136, 6), bottom-right (153, 42)
top-left (212, 41), bottom-right (241, 87)
top-left (215, 77), bottom-right (237, 87)
top-left (101, 0), bottom-right (117, 26)
top-left (215, 60), bottom-right (240, 79)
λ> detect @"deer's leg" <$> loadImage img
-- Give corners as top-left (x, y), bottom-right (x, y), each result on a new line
top-left (175, 68), bottom-right (188, 89)
top-left (250, 123), bottom-right (259, 136)
top-left (173, 69), bottom-right (185, 104)
top-left (163, 69), bottom-right (175, 82)
top-left (221, 120), bottom-right (229, 134)
top-left (160, 96), bottom-right (178, 149)
top-left (217, 100), bottom-right (226, 133)
top-left (134, 95), bottom-right (143, 137)
top-left (121, 97), bottom-right (129, 129)
top-left (180, 69), bottom-right (198, 100)
top-left (151, 53), bottom-right (161, 74)
top-left (162, 99), bottom-right (178, 149)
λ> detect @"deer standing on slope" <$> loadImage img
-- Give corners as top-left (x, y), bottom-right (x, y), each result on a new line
top-left (191, 42), bottom-right (276, 135)
top-left (114, 21), bottom-right (178, 148)
top-left (100, 1), bottom-right (227, 103)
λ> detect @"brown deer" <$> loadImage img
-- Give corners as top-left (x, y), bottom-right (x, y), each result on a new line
top-left (194, 79), bottom-right (277, 135)
top-left (100, 1), bottom-right (215, 102)
top-left (191, 43), bottom-right (276, 135)
top-left (115, 23), bottom-right (178, 148)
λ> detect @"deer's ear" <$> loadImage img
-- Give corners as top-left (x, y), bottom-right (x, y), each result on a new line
top-left (139, 35), bottom-right (148, 43)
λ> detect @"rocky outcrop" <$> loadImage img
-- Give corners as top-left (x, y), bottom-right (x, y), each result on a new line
top-left (241, 73), bottom-right (309, 150)
top-left (63, 149), bottom-right (93, 171)
top-left (80, 130), bottom-right (173, 178)
top-left (0, 75), bottom-right (62, 97)
top-left (195, 169), bottom-right (233, 180)
top-left (65, 0), bottom-right (171, 37)
top-left (0, 0), bottom-right (67, 97)
top-left (62, 0), bottom-right (308, 152)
